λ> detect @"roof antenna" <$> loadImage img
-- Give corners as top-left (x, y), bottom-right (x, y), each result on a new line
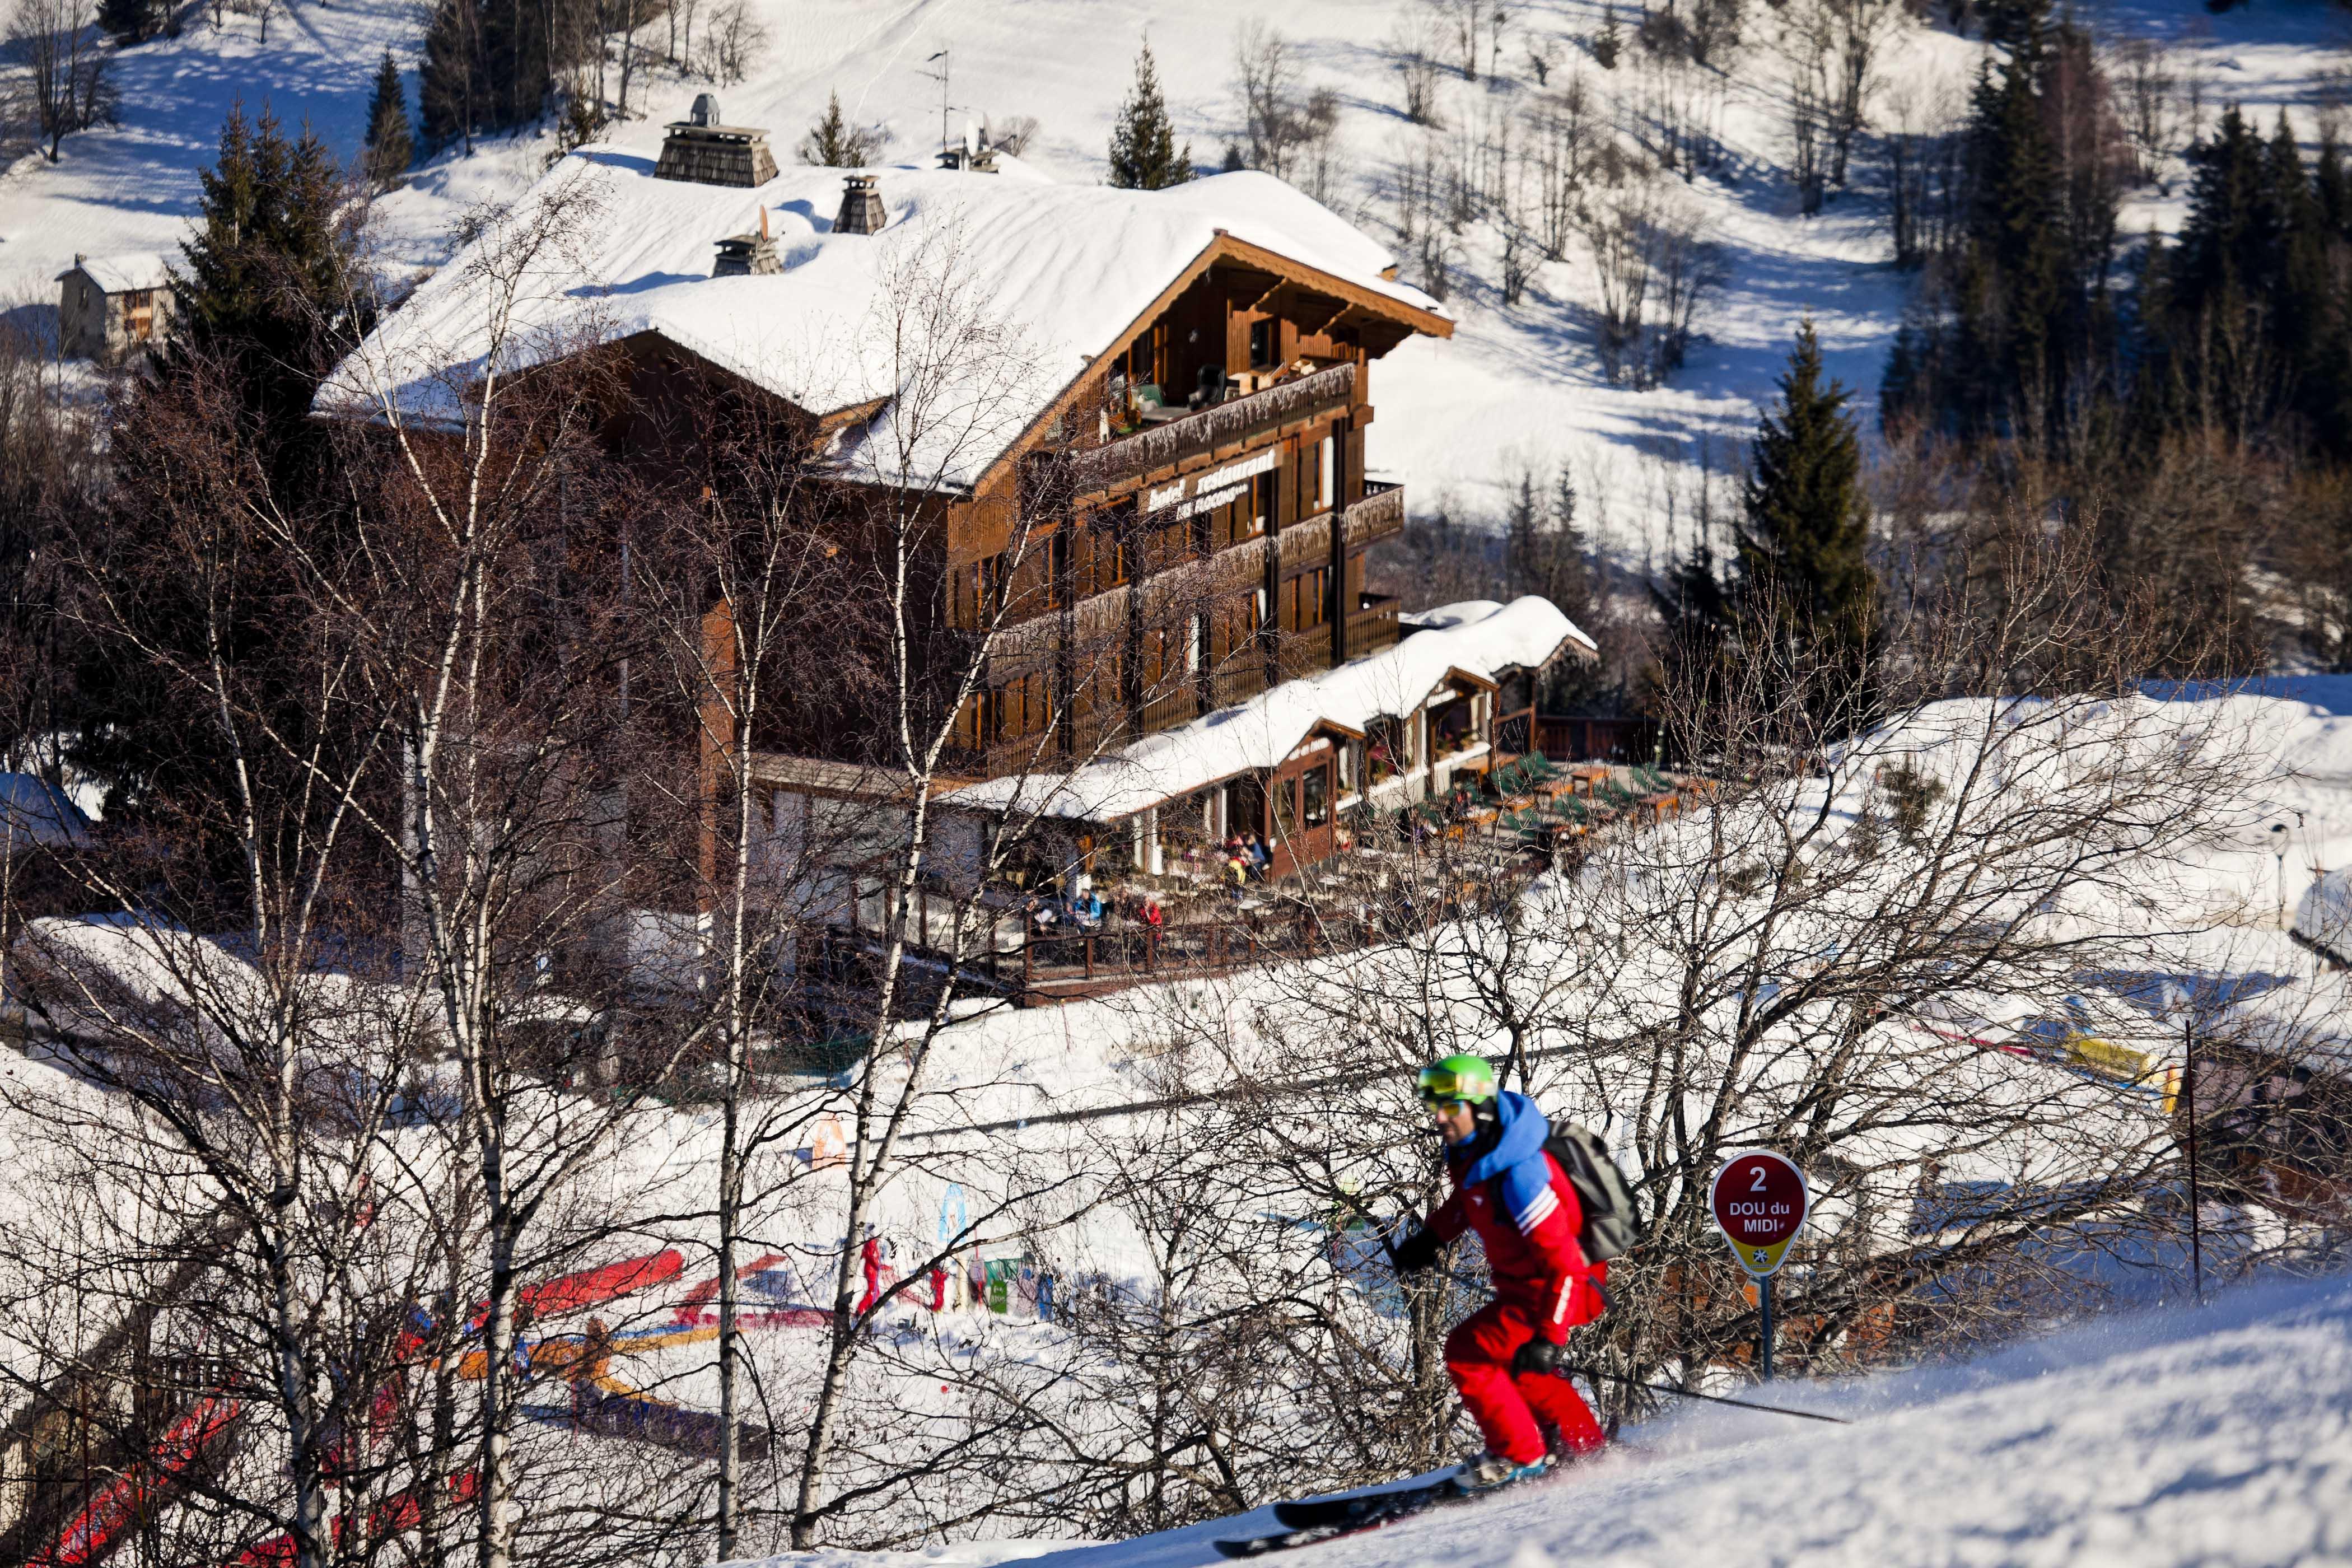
top-left (923, 48), bottom-right (951, 161)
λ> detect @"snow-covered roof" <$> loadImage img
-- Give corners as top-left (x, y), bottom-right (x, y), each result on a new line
top-left (315, 152), bottom-right (1445, 492)
top-left (959, 597), bottom-right (1594, 822)
top-left (57, 252), bottom-right (171, 294)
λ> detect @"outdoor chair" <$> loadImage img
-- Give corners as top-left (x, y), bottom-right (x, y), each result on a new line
top-left (1133, 383), bottom-right (1181, 425)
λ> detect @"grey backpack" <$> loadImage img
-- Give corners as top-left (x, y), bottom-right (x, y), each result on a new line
top-left (1541, 1123), bottom-right (1639, 1264)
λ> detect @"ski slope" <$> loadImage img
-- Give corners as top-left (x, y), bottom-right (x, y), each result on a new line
top-left (3, 0), bottom-right (2345, 558)
top-left (727, 1271), bottom-right (2352, 1568)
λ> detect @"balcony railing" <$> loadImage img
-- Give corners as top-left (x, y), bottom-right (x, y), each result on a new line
top-left (1341, 481), bottom-right (1406, 549)
top-left (1348, 591), bottom-right (1402, 655)
top-left (1067, 362), bottom-right (1357, 496)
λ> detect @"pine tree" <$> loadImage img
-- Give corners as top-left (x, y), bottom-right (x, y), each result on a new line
top-left (1647, 535), bottom-right (1732, 717)
top-left (363, 52), bottom-right (414, 190)
top-left (415, 0), bottom-right (553, 153)
top-left (1505, 471), bottom-right (1542, 596)
top-left (1972, 54), bottom-right (2064, 418)
top-left (417, 0), bottom-right (479, 152)
top-left (2176, 105), bottom-right (2266, 312)
top-left (1550, 467), bottom-right (1590, 612)
top-left (1108, 41), bottom-right (1192, 189)
top-left (171, 103), bottom-right (357, 441)
top-left (1737, 319), bottom-right (1875, 661)
top-left (97, 0), bottom-right (165, 44)
top-left (2315, 131), bottom-right (2352, 243)
top-left (1537, 468), bottom-right (1611, 712)
top-left (799, 91), bottom-right (878, 167)
top-left (1975, 0), bottom-right (2048, 66)
top-left (1593, 4), bottom-right (1622, 69)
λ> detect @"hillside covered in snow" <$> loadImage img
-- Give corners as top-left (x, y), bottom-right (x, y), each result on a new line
top-left (725, 1270), bottom-right (2352, 1568)
top-left (4, 0), bottom-right (2347, 557)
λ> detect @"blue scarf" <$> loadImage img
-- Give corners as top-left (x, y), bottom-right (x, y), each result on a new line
top-left (1449, 1091), bottom-right (1558, 1236)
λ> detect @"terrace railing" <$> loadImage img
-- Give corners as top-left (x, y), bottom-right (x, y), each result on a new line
top-left (1066, 362), bottom-right (1358, 496)
top-left (1340, 480), bottom-right (1406, 549)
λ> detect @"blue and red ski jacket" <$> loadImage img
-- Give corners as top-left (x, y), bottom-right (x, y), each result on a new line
top-left (1426, 1091), bottom-right (1607, 1342)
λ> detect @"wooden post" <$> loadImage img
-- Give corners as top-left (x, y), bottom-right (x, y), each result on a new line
top-left (2183, 1015), bottom-right (2203, 1305)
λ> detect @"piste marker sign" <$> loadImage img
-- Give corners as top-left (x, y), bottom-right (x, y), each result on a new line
top-left (1710, 1151), bottom-right (1808, 1277)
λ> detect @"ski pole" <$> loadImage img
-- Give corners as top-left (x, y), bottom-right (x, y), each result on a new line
top-left (1561, 1365), bottom-right (1852, 1425)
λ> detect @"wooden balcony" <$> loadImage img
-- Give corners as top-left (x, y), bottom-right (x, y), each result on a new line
top-left (1341, 480), bottom-right (1406, 549)
top-left (1348, 591), bottom-right (1402, 655)
top-left (1066, 362), bottom-right (1357, 497)
top-left (1277, 629), bottom-right (1329, 680)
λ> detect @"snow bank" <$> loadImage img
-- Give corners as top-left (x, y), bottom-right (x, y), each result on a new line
top-left (727, 1271), bottom-right (2352, 1568)
top-left (0, 773), bottom-right (92, 847)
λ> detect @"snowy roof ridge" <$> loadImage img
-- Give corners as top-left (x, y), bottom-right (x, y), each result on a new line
top-left (961, 596), bottom-right (1594, 822)
top-left (58, 252), bottom-right (172, 293)
top-left (315, 153), bottom-right (1445, 492)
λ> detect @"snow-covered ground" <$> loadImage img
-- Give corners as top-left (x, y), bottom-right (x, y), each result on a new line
top-left (4, 0), bottom-right (2345, 557)
top-left (730, 1269), bottom-right (2352, 1568)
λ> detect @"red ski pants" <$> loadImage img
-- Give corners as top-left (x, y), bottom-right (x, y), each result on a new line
top-left (1445, 1300), bottom-right (1605, 1465)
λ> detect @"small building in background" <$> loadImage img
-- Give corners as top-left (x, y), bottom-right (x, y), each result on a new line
top-left (54, 253), bottom-right (174, 362)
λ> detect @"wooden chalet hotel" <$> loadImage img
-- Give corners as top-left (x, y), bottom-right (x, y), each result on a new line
top-left (323, 99), bottom-right (1595, 969)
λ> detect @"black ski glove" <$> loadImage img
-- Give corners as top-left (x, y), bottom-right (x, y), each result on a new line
top-left (1511, 1338), bottom-right (1565, 1377)
top-left (1391, 1226), bottom-right (1441, 1274)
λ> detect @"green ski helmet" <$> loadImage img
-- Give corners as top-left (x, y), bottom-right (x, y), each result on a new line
top-left (1416, 1054), bottom-right (1497, 1108)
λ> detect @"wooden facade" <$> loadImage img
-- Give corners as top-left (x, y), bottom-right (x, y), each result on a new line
top-left (941, 247), bottom-right (1445, 780)
top-left (574, 225), bottom-right (1448, 806)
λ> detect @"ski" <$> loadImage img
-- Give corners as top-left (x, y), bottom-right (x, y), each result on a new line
top-left (1215, 1480), bottom-right (1471, 1557)
top-left (1270, 1478), bottom-right (1459, 1530)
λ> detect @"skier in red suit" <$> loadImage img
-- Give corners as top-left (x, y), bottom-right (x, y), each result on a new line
top-left (1393, 1054), bottom-right (1607, 1490)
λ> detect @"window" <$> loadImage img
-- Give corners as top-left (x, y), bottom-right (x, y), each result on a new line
top-left (1318, 437), bottom-right (1334, 510)
top-left (965, 554), bottom-right (1000, 626)
top-left (1085, 505), bottom-right (1136, 595)
top-left (1366, 715), bottom-right (1411, 781)
top-left (1141, 624), bottom-right (1177, 692)
top-left (1094, 529), bottom-right (1129, 593)
top-left (1299, 436), bottom-right (1334, 515)
top-left (1249, 316), bottom-right (1277, 368)
top-left (1303, 764), bottom-right (1329, 828)
top-left (1124, 321), bottom-right (1164, 385)
top-left (1049, 529), bottom-right (1070, 605)
top-left (976, 674), bottom-right (1053, 744)
top-left (1285, 567), bottom-right (1329, 632)
top-left (1227, 478), bottom-right (1270, 544)
top-left (1252, 587), bottom-right (1270, 633)
top-left (973, 686), bottom-right (1000, 745)
top-left (1154, 519), bottom-right (1194, 570)
top-left (1431, 697), bottom-right (1475, 755)
top-left (1188, 613), bottom-right (1207, 675)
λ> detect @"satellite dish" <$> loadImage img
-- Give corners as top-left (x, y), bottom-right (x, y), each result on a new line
top-left (963, 119), bottom-right (979, 155)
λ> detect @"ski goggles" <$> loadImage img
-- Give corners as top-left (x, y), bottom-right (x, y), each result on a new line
top-left (1415, 1064), bottom-right (1486, 1108)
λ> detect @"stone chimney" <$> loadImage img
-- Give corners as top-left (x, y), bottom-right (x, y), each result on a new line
top-left (713, 206), bottom-right (782, 277)
top-left (834, 174), bottom-right (886, 235)
top-left (655, 95), bottom-right (779, 188)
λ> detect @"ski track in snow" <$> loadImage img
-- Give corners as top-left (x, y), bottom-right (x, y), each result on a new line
top-left (3, 0), bottom-right (2345, 558)
top-left (731, 1272), bottom-right (2352, 1568)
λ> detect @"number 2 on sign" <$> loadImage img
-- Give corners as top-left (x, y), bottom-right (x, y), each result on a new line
top-left (1751, 1167), bottom-right (1766, 1192)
